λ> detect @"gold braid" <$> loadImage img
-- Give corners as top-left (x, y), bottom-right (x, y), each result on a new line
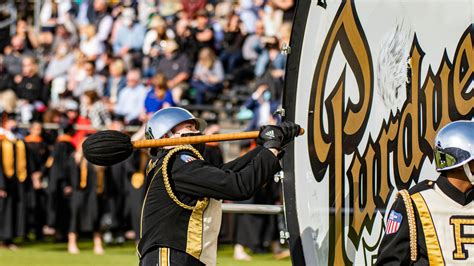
top-left (162, 145), bottom-right (209, 211)
top-left (397, 189), bottom-right (417, 262)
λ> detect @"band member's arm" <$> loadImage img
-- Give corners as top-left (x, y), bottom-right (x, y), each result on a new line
top-left (218, 146), bottom-right (265, 171)
top-left (376, 197), bottom-right (412, 265)
top-left (171, 148), bottom-right (281, 200)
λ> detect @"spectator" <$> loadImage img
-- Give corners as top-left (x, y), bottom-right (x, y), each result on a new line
top-left (112, 8), bottom-right (146, 68)
top-left (44, 42), bottom-right (75, 83)
top-left (144, 72), bottom-right (175, 115)
top-left (181, 0), bottom-right (207, 19)
top-left (51, 24), bottom-right (79, 52)
top-left (0, 56), bottom-right (14, 93)
top-left (254, 37), bottom-right (286, 78)
top-left (219, 12), bottom-right (245, 76)
top-left (16, 19), bottom-right (39, 50)
top-left (67, 50), bottom-right (88, 94)
top-left (14, 56), bottom-right (48, 122)
top-left (0, 90), bottom-right (17, 115)
top-left (4, 35), bottom-right (34, 76)
top-left (79, 24), bottom-right (104, 61)
top-left (80, 90), bottom-right (111, 129)
top-left (154, 39), bottom-right (190, 104)
top-left (259, 0), bottom-right (283, 37)
top-left (115, 69), bottom-right (148, 125)
top-left (174, 17), bottom-right (198, 62)
top-left (73, 61), bottom-right (104, 98)
top-left (189, 9), bottom-right (214, 52)
top-left (142, 15), bottom-right (168, 56)
top-left (158, 0), bottom-right (183, 18)
top-left (242, 20), bottom-right (265, 64)
top-left (104, 59), bottom-right (126, 107)
top-left (190, 47), bottom-right (224, 105)
top-left (92, 0), bottom-right (113, 43)
top-left (142, 15), bottom-right (169, 77)
top-left (272, 0), bottom-right (295, 22)
top-left (239, 0), bottom-right (259, 33)
top-left (241, 82), bottom-right (279, 131)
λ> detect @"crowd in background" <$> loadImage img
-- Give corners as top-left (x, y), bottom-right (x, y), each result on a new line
top-left (0, 0), bottom-right (294, 261)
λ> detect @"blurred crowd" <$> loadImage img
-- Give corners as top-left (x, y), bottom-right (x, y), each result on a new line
top-left (0, 0), bottom-right (294, 261)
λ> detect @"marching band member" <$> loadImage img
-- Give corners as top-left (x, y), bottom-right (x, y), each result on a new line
top-left (377, 120), bottom-right (474, 265)
top-left (136, 107), bottom-right (300, 266)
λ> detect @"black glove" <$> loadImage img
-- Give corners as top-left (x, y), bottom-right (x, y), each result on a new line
top-left (280, 121), bottom-right (301, 148)
top-left (257, 125), bottom-right (284, 150)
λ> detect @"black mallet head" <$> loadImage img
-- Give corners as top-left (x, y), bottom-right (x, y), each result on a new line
top-left (82, 130), bottom-right (134, 166)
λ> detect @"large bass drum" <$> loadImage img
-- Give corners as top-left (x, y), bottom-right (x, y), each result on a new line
top-left (282, 1), bottom-right (473, 265)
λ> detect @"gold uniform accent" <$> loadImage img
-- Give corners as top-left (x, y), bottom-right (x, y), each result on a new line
top-left (1, 139), bottom-right (28, 182)
top-left (2, 139), bottom-right (14, 178)
top-left (15, 140), bottom-right (27, 182)
top-left (161, 145), bottom-right (208, 210)
top-left (398, 189), bottom-right (418, 262)
top-left (80, 159), bottom-right (88, 189)
top-left (131, 173), bottom-right (145, 189)
top-left (96, 166), bottom-right (105, 194)
top-left (160, 247), bottom-right (170, 266)
top-left (411, 192), bottom-right (444, 265)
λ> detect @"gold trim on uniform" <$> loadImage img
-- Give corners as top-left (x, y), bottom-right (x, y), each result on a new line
top-left (162, 145), bottom-right (208, 210)
top-left (411, 192), bottom-right (444, 265)
top-left (160, 247), bottom-right (170, 266)
top-left (2, 139), bottom-right (14, 178)
top-left (96, 166), bottom-right (105, 194)
top-left (80, 159), bottom-right (88, 189)
top-left (398, 189), bottom-right (418, 262)
top-left (131, 173), bottom-right (145, 189)
top-left (186, 198), bottom-right (208, 259)
top-left (1, 139), bottom-right (27, 182)
top-left (15, 140), bottom-right (27, 182)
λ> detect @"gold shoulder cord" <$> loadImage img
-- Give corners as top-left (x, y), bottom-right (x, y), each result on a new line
top-left (162, 145), bottom-right (209, 211)
top-left (397, 189), bottom-right (417, 262)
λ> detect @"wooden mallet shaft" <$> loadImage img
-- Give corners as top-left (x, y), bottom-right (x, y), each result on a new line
top-left (132, 128), bottom-right (305, 149)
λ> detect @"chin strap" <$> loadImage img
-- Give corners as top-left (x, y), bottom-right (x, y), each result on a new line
top-left (463, 164), bottom-right (474, 185)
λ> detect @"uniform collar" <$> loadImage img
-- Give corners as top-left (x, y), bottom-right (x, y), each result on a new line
top-left (436, 175), bottom-right (474, 206)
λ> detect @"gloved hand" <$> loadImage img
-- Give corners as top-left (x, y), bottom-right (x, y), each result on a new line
top-left (280, 121), bottom-right (301, 148)
top-left (257, 125), bottom-right (284, 150)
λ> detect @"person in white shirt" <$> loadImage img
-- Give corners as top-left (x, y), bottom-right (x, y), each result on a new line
top-left (114, 69), bottom-right (148, 124)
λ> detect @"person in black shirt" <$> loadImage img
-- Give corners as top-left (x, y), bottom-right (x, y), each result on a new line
top-left (137, 107), bottom-right (300, 266)
top-left (14, 57), bottom-right (48, 122)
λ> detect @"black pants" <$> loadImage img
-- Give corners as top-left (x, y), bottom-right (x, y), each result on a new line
top-left (139, 247), bottom-right (205, 266)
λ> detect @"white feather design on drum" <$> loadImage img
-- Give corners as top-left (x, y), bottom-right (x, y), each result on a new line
top-left (377, 21), bottom-right (413, 110)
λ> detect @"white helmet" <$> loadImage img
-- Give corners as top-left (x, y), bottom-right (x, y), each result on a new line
top-left (145, 107), bottom-right (207, 140)
top-left (434, 120), bottom-right (474, 184)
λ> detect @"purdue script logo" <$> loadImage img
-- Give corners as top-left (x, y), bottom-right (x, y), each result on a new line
top-left (307, 1), bottom-right (473, 264)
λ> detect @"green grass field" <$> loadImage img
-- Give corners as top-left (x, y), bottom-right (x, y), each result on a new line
top-left (0, 240), bottom-right (291, 266)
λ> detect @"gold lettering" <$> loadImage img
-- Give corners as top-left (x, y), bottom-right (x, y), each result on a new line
top-left (450, 217), bottom-right (474, 260)
top-left (452, 31), bottom-right (474, 116)
top-left (377, 119), bottom-right (399, 203)
top-left (333, 76), bottom-right (345, 266)
top-left (351, 144), bottom-right (376, 236)
top-left (396, 43), bottom-right (425, 183)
